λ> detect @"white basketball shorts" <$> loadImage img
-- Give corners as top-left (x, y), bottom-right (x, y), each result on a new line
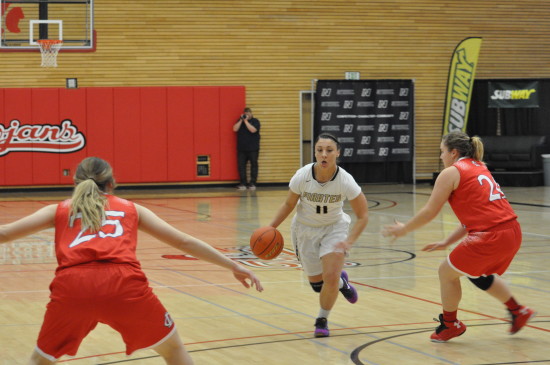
top-left (291, 213), bottom-right (351, 276)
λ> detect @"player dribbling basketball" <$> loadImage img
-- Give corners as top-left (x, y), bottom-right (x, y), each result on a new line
top-left (269, 133), bottom-right (369, 337)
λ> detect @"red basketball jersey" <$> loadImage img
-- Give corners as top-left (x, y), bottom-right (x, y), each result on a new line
top-left (449, 157), bottom-right (517, 232)
top-left (54, 195), bottom-right (141, 271)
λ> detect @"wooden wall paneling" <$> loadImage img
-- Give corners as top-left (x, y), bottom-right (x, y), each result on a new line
top-left (85, 88), bottom-right (115, 168)
top-left (166, 87), bottom-right (195, 182)
top-left (193, 87), bottom-right (221, 181)
top-left (58, 88), bottom-right (88, 185)
top-left (139, 87), bottom-right (168, 183)
top-left (113, 87), bottom-right (141, 183)
top-left (3, 89), bottom-right (33, 186)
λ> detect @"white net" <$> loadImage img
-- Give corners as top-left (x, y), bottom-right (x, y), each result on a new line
top-left (37, 40), bottom-right (63, 68)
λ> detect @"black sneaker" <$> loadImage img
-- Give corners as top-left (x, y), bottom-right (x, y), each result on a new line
top-left (314, 317), bottom-right (329, 337)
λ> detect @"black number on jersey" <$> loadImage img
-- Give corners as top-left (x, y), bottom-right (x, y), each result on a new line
top-left (316, 205), bottom-right (328, 214)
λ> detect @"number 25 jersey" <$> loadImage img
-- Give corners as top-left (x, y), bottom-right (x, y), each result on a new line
top-left (54, 195), bottom-right (141, 271)
top-left (449, 157), bottom-right (517, 233)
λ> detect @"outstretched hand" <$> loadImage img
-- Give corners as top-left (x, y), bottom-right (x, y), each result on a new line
top-left (232, 265), bottom-right (264, 292)
top-left (421, 241), bottom-right (448, 252)
top-left (381, 219), bottom-right (405, 242)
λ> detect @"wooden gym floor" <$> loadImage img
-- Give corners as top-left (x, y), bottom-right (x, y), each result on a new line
top-left (1, 184), bottom-right (549, 364)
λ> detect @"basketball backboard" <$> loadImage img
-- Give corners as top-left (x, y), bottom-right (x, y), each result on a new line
top-left (0, 0), bottom-right (94, 51)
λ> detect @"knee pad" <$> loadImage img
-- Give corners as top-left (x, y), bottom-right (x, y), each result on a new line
top-left (310, 281), bottom-right (324, 293)
top-left (468, 275), bottom-right (494, 291)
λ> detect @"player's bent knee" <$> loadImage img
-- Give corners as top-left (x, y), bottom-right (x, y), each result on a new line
top-left (310, 280), bottom-right (324, 293)
top-left (468, 275), bottom-right (494, 291)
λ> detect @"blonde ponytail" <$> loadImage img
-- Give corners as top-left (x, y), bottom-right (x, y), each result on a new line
top-left (70, 157), bottom-right (116, 232)
top-left (70, 179), bottom-right (107, 232)
top-left (470, 136), bottom-right (484, 162)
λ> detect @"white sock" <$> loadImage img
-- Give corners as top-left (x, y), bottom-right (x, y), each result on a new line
top-left (318, 308), bottom-right (331, 319)
top-left (339, 277), bottom-right (344, 289)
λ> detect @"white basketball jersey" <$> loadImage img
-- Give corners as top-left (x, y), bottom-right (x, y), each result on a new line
top-left (289, 163), bottom-right (362, 227)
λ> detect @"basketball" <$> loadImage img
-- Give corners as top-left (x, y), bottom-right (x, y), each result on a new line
top-left (250, 226), bottom-right (284, 260)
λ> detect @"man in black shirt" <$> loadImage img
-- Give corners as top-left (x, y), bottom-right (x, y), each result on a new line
top-left (233, 107), bottom-right (261, 190)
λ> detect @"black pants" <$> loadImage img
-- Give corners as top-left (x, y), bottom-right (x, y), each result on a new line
top-left (238, 150), bottom-right (259, 185)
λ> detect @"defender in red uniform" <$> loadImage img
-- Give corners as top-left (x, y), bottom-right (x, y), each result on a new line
top-left (0, 157), bottom-right (263, 365)
top-left (383, 131), bottom-right (535, 342)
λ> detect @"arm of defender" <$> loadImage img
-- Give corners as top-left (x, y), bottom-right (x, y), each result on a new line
top-left (136, 204), bottom-right (263, 291)
top-left (0, 204), bottom-right (57, 244)
top-left (383, 166), bottom-right (458, 239)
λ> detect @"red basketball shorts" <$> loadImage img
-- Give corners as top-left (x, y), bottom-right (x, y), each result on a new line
top-left (448, 220), bottom-right (522, 278)
top-left (35, 263), bottom-right (176, 361)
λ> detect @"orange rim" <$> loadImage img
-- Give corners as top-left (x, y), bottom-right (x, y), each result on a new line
top-left (37, 40), bottom-right (62, 49)
top-left (36, 40), bottom-right (63, 45)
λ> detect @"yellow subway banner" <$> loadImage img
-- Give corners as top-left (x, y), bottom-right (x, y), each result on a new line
top-left (442, 37), bottom-right (482, 135)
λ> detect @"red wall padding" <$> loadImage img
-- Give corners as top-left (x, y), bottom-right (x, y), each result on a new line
top-left (140, 88), bottom-right (166, 182)
top-left (0, 86), bottom-right (245, 186)
top-left (194, 87), bottom-right (221, 180)
top-left (0, 89), bottom-right (5, 186)
top-left (86, 88), bottom-right (115, 167)
top-left (4, 88), bottom-right (33, 186)
top-left (220, 87), bottom-right (245, 180)
top-left (113, 87), bottom-right (141, 183)
top-left (32, 89), bottom-right (60, 185)
top-left (166, 87), bottom-right (195, 182)
top-left (59, 88), bottom-right (88, 185)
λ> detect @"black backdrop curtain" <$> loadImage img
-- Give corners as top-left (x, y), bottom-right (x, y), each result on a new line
top-left (339, 161), bottom-right (413, 183)
top-left (468, 79), bottom-right (550, 136)
top-left (313, 79), bottom-right (414, 184)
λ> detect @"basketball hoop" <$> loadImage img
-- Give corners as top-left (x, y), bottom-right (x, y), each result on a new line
top-left (37, 39), bottom-right (63, 68)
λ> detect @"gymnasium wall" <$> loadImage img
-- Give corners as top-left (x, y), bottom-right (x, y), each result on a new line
top-left (1, 1), bottom-right (550, 184)
top-left (0, 86), bottom-right (244, 186)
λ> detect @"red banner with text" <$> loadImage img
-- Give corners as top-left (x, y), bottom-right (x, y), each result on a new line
top-left (0, 86), bottom-right (245, 186)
